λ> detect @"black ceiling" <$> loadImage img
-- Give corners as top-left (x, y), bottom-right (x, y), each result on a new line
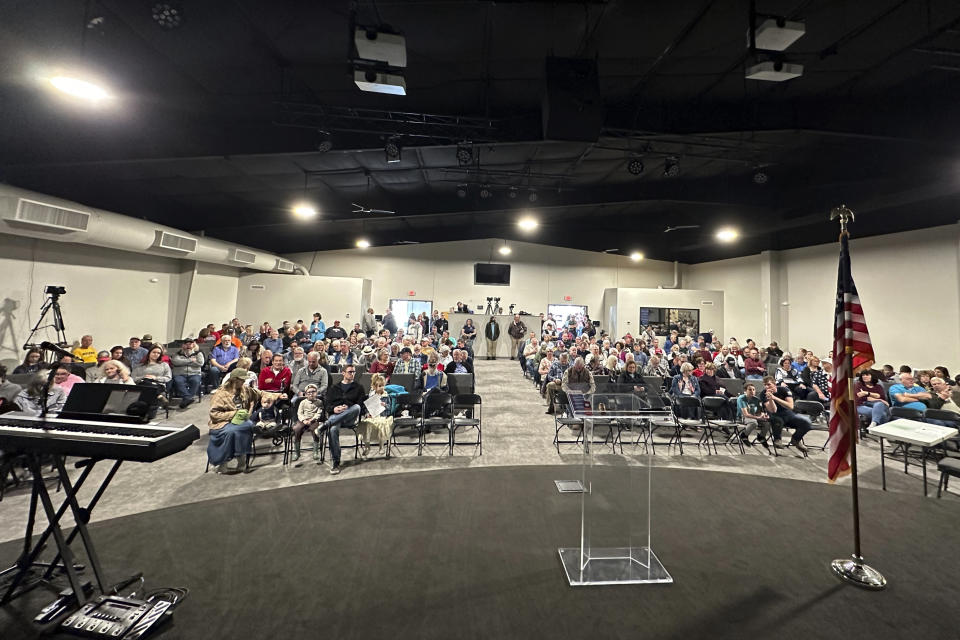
top-left (2, 0), bottom-right (960, 263)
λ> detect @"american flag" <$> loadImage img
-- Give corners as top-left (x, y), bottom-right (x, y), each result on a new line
top-left (827, 234), bottom-right (875, 482)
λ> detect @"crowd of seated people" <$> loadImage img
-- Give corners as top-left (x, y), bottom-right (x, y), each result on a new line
top-left (3, 309), bottom-right (958, 471)
top-left (1, 310), bottom-right (481, 476)
top-left (513, 317), bottom-right (960, 452)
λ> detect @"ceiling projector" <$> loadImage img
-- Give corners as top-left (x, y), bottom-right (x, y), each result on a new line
top-left (745, 61), bottom-right (803, 82)
top-left (354, 68), bottom-right (407, 95)
top-left (354, 28), bottom-right (407, 68)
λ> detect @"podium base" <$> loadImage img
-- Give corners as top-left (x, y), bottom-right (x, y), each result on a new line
top-left (559, 547), bottom-right (672, 586)
top-left (831, 555), bottom-right (887, 590)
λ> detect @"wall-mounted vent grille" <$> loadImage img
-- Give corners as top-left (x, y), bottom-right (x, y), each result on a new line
top-left (250, 284), bottom-right (266, 290)
top-left (153, 230), bottom-right (197, 254)
top-left (701, 300), bottom-right (715, 306)
top-left (230, 249), bottom-right (257, 264)
top-left (7, 199), bottom-right (90, 232)
top-left (275, 259), bottom-right (295, 272)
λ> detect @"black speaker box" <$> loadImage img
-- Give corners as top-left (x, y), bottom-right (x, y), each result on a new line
top-left (542, 57), bottom-right (603, 142)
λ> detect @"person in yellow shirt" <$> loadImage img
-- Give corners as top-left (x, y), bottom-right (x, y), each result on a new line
top-left (71, 335), bottom-right (98, 363)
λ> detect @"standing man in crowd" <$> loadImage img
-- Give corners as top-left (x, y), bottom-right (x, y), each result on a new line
top-left (508, 314), bottom-right (527, 360)
top-left (484, 316), bottom-right (501, 360)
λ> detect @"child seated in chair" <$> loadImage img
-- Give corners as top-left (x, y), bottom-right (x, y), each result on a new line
top-left (357, 373), bottom-right (393, 458)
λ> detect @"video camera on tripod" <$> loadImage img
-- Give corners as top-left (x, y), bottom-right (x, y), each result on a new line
top-left (24, 285), bottom-right (68, 353)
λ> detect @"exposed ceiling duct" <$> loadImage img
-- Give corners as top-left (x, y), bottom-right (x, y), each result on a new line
top-left (0, 185), bottom-right (308, 275)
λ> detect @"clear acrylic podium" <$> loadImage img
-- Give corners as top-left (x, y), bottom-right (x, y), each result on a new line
top-left (559, 392), bottom-right (673, 586)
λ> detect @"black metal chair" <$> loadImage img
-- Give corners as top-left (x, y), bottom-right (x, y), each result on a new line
top-left (451, 393), bottom-right (482, 456)
top-left (389, 390), bottom-right (423, 456)
top-left (701, 395), bottom-right (745, 454)
top-left (318, 408), bottom-right (362, 464)
top-left (672, 396), bottom-right (709, 454)
top-left (420, 391), bottom-right (454, 455)
top-left (553, 390), bottom-right (584, 453)
top-left (890, 406), bottom-right (924, 421)
top-left (794, 399), bottom-right (828, 451)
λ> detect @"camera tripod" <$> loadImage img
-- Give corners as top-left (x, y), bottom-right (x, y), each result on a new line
top-left (483, 299), bottom-right (503, 315)
top-left (24, 292), bottom-right (67, 350)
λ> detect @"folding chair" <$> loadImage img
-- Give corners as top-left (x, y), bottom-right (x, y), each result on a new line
top-left (553, 390), bottom-right (584, 454)
top-left (451, 393), bottom-right (482, 456)
top-left (389, 390), bottom-right (423, 456)
top-left (794, 399), bottom-right (828, 451)
top-left (420, 391), bottom-right (454, 455)
top-left (672, 396), bottom-right (710, 454)
top-left (702, 395), bottom-right (745, 454)
top-left (318, 409), bottom-right (362, 463)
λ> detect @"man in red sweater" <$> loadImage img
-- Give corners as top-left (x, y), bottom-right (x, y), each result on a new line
top-left (743, 347), bottom-right (766, 380)
top-left (255, 353), bottom-right (292, 430)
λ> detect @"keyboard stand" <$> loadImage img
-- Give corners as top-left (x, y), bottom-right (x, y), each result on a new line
top-left (0, 454), bottom-right (120, 606)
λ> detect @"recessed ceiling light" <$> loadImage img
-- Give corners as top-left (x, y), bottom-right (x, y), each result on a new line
top-left (716, 227), bottom-right (739, 242)
top-left (627, 158), bottom-right (644, 175)
top-left (630, 251), bottom-right (644, 261)
top-left (663, 157), bottom-right (680, 177)
top-left (456, 143), bottom-right (473, 166)
top-left (518, 217), bottom-right (538, 231)
top-left (48, 76), bottom-right (111, 103)
top-left (498, 245), bottom-right (512, 255)
top-left (356, 238), bottom-right (371, 249)
top-left (753, 170), bottom-right (768, 184)
top-left (292, 204), bottom-right (318, 219)
top-left (479, 185), bottom-right (492, 199)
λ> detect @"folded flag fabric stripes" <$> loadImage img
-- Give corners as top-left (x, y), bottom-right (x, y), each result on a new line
top-left (828, 234), bottom-right (875, 482)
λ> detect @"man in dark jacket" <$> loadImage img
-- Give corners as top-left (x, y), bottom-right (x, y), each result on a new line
top-left (507, 314), bottom-right (527, 360)
top-left (320, 364), bottom-right (365, 475)
top-left (484, 317), bottom-right (501, 360)
top-left (382, 309), bottom-right (398, 336)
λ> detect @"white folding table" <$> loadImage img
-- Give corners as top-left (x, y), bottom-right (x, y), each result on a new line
top-left (867, 419), bottom-right (958, 497)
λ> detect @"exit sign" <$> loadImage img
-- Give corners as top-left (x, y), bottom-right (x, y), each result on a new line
top-left (408, 290), bottom-right (416, 296)
top-left (564, 295), bottom-right (572, 301)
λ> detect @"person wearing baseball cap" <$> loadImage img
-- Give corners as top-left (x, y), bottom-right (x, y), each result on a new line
top-left (207, 368), bottom-right (287, 473)
top-left (96, 350), bottom-right (111, 364)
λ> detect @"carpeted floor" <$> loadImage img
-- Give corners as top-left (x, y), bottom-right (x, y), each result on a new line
top-left (1, 464), bottom-right (957, 640)
top-left (1, 359), bottom-right (954, 545)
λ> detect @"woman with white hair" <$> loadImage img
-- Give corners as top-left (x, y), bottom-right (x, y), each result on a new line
top-left (669, 362), bottom-right (701, 419)
top-left (438, 345), bottom-right (453, 368)
top-left (97, 360), bottom-right (135, 385)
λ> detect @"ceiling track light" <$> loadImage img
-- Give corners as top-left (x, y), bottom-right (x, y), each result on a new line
top-left (456, 143), bottom-right (473, 166)
top-left (498, 242), bottom-right (512, 256)
top-left (716, 227), bottom-right (739, 243)
top-left (663, 157), bottom-right (680, 177)
top-left (627, 157), bottom-right (645, 175)
top-left (384, 137), bottom-right (402, 163)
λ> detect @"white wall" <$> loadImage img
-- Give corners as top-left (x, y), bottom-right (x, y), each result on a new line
top-left (685, 224), bottom-right (960, 371)
top-left (235, 273), bottom-right (366, 329)
top-left (181, 263), bottom-right (242, 339)
top-left (0, 234), bottom-right (182, 368)
top-left (686, 254), bottom-right (763, 344)
top-left (609, 288), bottom-right (724, 339)
top-left (288, 239), bottom-right (678, 327)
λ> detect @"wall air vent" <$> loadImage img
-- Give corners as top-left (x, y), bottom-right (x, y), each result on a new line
top-left (230, 248), bottom-right (257, 265)
top-left (7, 199), bottom-right (90, 233)
top-left (701, 300), bottom-right (715, 306)
top-left (250, 284), bottom-right (266, 290)
top-left (153, 230), bottom-right (197, 254)
top-left (275, 259), bottom-right (295, 273)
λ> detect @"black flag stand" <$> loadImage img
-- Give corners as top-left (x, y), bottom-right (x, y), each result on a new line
top-left (828, 205), bottom-right (887, 591)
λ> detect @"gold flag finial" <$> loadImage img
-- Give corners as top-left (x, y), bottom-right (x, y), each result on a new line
top-left (830, 205), bottom-right (855, 234)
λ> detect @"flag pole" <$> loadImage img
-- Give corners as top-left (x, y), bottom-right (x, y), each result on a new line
top-left (828, 205), bottom-right (886, 590)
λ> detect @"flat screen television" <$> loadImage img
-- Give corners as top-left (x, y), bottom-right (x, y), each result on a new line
top-left (474, 263), bottom-right (511, 286)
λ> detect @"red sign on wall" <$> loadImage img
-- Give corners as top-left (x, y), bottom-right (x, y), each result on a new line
top-left (564, 295), bottom-right (572, 301)
top-left (408, 290), bottom-right (416, 296)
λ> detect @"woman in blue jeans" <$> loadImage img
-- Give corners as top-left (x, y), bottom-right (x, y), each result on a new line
top-left (207, 368), bottom-right (286, 473)
top-left (854, 369), bottom-right (890, 426)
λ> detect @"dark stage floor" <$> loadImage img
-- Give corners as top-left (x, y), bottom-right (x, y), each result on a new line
top-left (1, 465), bottom-right (957, 640)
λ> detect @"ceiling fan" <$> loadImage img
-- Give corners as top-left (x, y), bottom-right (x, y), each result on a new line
top-left (352, 202), bottom-right (396, 215)
top-left (664, 225), bottom-right (700, 233)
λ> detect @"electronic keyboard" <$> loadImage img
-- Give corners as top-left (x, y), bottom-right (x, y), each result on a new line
top-left (0, 415), bottom-right (199, 462)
